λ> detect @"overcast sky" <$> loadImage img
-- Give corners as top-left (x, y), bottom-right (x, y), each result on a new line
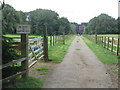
top-left (3, 0), bottom-right (119, 24)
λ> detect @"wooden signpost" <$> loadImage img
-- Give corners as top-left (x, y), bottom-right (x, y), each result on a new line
top-left (17, 24), bottom-right (30, 78)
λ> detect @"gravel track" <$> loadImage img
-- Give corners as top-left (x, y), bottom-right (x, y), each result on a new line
top-left (43, 36), bottom-right (114, 88)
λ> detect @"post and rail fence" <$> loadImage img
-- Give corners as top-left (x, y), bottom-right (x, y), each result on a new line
top-left (1, 25), bottom-right (48, 84)
top-left (83, 34), bottom-right (120, 56)
top-left (1, 24), bottom-right (70, 84)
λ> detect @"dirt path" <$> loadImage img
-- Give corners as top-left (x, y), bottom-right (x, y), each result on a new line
top-left (42, 36), bottom-right (114, 88)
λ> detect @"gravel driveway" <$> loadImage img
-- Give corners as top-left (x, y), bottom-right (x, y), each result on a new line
top-left (43, 36), bottom-right (114, 88)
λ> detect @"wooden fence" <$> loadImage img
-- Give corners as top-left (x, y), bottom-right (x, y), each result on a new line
top-left (1, 37), bottom-right (44, 83)
top-left (83, 35), bottom-right (120, 55)
top-left (1, 32), bottom-right (70, 84)
top-left (49, 35), bottom-right (65, 46)
top-left (1, 25), bottom-right (48, 84)
top-left (49, 34), bottom-right (72, 46)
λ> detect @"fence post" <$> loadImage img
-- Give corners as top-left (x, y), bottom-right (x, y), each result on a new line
top-left (111, 37), bottom-right (114, 52)
top-left (53, 35), bottom-right (54, 46)
top-left (56, 35), bottom-right (58, 43)
top-left (55, 35), bottom-right (56, 44)
top-left (95, 34), bottom-right (97, 44)
top-left (104, 37), bottom-right (106, 48)
top-left (102, 36), bottom-right (103, 44)
top-left (42, 24), bottom-right (48, 61)
top-left (50, 36), bottom-right (52, 46)
top-left (117, 38), bottom-right (120, 56)
top-left (21, 34), bottom-right (29, 78)
top-left (63, 33), bottom-right (65, 45)
top-left (107, 37), bottom-right (109, 50)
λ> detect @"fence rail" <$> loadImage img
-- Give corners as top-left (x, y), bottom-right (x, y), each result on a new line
top-left (83, 34), bottom-right (120, 55)
top-left (1, 36), bottom-right (44, 84)
top-left (2, 30), bottom-right (72, 84)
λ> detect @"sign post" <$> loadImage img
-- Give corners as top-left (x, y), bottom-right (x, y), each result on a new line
top-left (17, 24), bottom-right (30, 78)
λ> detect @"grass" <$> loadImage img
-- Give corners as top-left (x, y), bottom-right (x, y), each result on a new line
top-left (5, 76), bottom-right (44, 88)
top-left (35, 67), bottom-right (48, 71)
top-left (81, 36), bottom-right (118, 64)
top-left (97, 34), bottom-right (119, 38)
top-left (48, 36), bottom-right (76, 63)
top-left (35, 67), bottom-right (49, 75)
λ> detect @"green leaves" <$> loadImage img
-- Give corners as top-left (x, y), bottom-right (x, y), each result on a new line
top-left (85, 14), bottom-right (118, 34)
top-left (2, 4), bottom-right (75, 35)
top-left (2, 4), bottom-right (27, 34)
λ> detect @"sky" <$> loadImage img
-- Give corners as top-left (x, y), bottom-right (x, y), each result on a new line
top-left (2, 0), bottom-right (119, 24)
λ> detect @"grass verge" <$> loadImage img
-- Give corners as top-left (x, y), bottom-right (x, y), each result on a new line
top-left (81, 36), bottom-right (118, 64)
top-left (81, 36), bottom-right (119, 86)
top-left (48, 36), bottom-right (76, 63)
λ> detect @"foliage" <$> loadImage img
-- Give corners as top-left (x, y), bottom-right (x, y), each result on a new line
top-left (2, 36), bottom-right (18, 64)
top-left (85, 14), bottom-right (118, 34)
top-left (70, 23), bottom-right (76, 34)
top-left (2, 4), bottom-right (26, 34)
top-left (118, 17), bottom-right (120, 34)
top-left (4, 76), bottom-right (44, 88)
top-left (57, 17), bottom-right (71, 35)
top-left (2, 4), bottom-right (76, 35)
top-left (2, 36), bottom-right (21, 79)
top-left (28, 9), bottom-right (74, 35)
top-left (28, 9), bottom-right (59, 35)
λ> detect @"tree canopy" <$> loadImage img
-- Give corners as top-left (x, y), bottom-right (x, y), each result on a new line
top-left (2, 4), bottom-right (75, 35)
top-left (84, 14), bottom-right (118, 34)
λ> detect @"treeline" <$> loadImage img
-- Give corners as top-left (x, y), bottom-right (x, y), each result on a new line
top-left (2, 4), bottom-right (76, 35)
top-left (84, 14), bottom-right (119, 34)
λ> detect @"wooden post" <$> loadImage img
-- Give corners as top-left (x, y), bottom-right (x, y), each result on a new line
top-left (53, 35), bottom-right (54, 46)
top-left (107, 37), bottom-right (109, 50)
top-left (104, 37), bottom-right (106, 48)
top-left (21, 34), bottom-right (29, 78)
top-left (102, 36), bottom-right (103, 45)
top-left (42, 24), bottom-right (48, 61)
top-left (56, 36), bottom-right (58, 43)
top-left (55, 35), bottom-right (56, 44)
top-left (117, 38), bottom-right (120, 56)
top-left (100, 37), bottom-right (102, 43)
top-left (50, 36), bottom-right (52, 46)
top-left (63, 33), bottom-right (65, 45)
top-left (95, 34), bottom-right (97, 44)
top-left (111, 37), bottom-right (114, 52)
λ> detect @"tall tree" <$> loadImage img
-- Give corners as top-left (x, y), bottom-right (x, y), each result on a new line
top-left (29, 9), bottom-right (59, 35)
top-left (85, 14), bottom-right (118, 34)
top-left (2, 4), bottom-right (27, 34)
top-left (57, 17), bottom-right (71, 35)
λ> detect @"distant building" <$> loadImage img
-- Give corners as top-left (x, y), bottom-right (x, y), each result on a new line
top-left (79, 25), bottom-right (84, 35)
top-left (73, 22), bottom-right (88, 35)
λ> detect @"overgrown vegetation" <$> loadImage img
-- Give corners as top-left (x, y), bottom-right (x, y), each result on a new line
top-left (2, 36), bottom-right (21, 79)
